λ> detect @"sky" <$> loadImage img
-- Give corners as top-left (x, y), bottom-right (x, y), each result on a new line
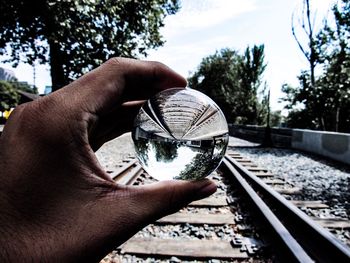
top-left (0, 0), bottom-right (335, 111)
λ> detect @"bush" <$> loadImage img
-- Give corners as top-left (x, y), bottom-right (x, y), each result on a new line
top-left (0, 80), bottom-right (19, 112)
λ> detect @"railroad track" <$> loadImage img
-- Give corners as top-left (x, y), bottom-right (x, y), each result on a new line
top-left (101, 151), bottom-right (350, 263)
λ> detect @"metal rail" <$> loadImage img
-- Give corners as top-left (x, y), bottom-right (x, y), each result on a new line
top-left (112, 159), bottom-right (143, 185)
top-left (224, 155), bottom-right (350, 263)
top-left (222, 158), bottom-right (313, 262)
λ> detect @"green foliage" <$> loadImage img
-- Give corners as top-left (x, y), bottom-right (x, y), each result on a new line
top-left (188, 45), bottom-right (267, 124)
top-left (178, 150), bottom-right (215, 180)
top-left (134, 138), bottom-right (149, 166)
top-left (0, 80), bottom-right (38, 113)
top-left (187, 48), bottom-right (240, 123)
top-left (0, 81), bottom-right (19, 111)
top-left (152, 140), bottom-right (179, 163)
top-left (178, 139), bottom-right (227, 180)
top-left (0, 0), bottom-right (180, 90)
top-left (284, 0), bottom-right (350, 132)
top-left (11, 81), bottom-right (39, 95)
top-left (270, 110), bottom-right (282, 127)
top-left (238, 45), bottom-right (267, 124)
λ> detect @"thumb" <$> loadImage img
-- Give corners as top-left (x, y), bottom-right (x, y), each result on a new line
top-left (126, 179), bottom-right (217, 224)
top-left (85, 179), bottom-right (216, 260)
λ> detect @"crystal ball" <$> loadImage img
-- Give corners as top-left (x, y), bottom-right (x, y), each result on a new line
top-left (132, 88), bottom-right (229, 181)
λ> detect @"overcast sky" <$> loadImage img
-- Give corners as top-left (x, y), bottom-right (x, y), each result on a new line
top-left (0, 0), bottom-right (335, 111)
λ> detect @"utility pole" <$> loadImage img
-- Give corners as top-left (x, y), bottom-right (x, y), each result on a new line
top-left (33, 62), bottom-right (36, 90)
top-left (261, 87), bottom-right (273, 147)
top-left (267, 88), bottom-right (271, 129)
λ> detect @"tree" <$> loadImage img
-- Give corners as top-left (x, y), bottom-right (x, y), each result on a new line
top-left (284, 0), bottom-right (350, 132)
top-left (11, 81), bottom-right (39, 95)
top-left (0, 0), bottom-right (180, 91)
top-left (187, 48), bottom-right (240, 123)
top-left (152, 140), bottom-right (179, 163)
top-left (292, 0), bottom-right (320, 87)
top-left (238, 45), bottom-right (267, 124)
top-left (291, 0), bottom-right (328, 129)
top-left (316, 0), bottom-right (350, 132)
top-left (0, 81), bottom-right (19, 112)
top-left (187, 45), bottom-right (266, 124)
top-left (0, 80), bottom-right (38, 115)
top-left (281, 74), bottom-right (322, 130)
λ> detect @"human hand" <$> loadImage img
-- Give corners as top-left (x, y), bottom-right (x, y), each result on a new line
top-left (0, 58), bottom-right (217, 262)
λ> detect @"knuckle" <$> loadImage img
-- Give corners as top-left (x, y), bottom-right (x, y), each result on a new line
top-left (9, 102), bottom-right (40, 126)
top-left (149, 61), bottom-right (170, 81)
top-left (9, 97), bottom-right (62, 136)
top-left (9, 103), bottom-right (27, 119)
top-left (149, 60), bottom-right (166, 69)
top-left (2, 102), bottom-right (39, 139)
top-left (106, 57), bottom-right (125, 67)
top-left (23, 98), bottom-right (52, 121)
top-left (16, 101), bottom-right (44, 128)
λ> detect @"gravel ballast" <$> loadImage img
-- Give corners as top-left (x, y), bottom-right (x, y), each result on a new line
top-left (232, 146), bottom-right (350, 218)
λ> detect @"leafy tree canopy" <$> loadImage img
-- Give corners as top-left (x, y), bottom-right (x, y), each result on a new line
top-left (12, 81), bottom-right (39, 95)
top-left (0, 80), bottom-right (38, 114)
top-left (0, 81), bottom-right (19, 112)
top-left (188, 45), bottom-right (268, 125)
top-left (0, 0), bottom-right (180, 91)
top-left (283, 0), bottom-right (350, 132)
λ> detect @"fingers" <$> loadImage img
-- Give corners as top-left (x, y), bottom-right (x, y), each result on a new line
top-left (71, 179), bottom-right (214, 261)
top-left (135, 179), bottom-right (217, 219)
top-left (59, 58), bottom-right (187, 116)
top-left (111, 179), bottom-right (217, 227)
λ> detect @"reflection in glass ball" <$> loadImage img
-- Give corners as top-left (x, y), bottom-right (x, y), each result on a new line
top-left (132, 88), bottom-right (229, 181)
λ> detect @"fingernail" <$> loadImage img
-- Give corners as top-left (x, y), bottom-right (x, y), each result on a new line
top-left (196, 180), bottom-right (217, 199)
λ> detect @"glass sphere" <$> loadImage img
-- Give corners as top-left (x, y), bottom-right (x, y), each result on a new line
top-left (132, 88), bottom-right (229, 181)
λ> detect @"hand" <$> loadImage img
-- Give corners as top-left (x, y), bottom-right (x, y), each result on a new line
top-left (0, 58), bottom-right (217, 262)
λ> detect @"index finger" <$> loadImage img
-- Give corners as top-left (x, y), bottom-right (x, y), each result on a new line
top-left (58, 58), bottom-right (187, 115)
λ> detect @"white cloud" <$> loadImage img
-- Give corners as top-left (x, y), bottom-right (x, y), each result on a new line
top-left (148, 34), bottom-right (235, 77)
top-left (162, 0), bottom-right (257, 37)
top-left (148, 0), bottom-right (258, 76)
